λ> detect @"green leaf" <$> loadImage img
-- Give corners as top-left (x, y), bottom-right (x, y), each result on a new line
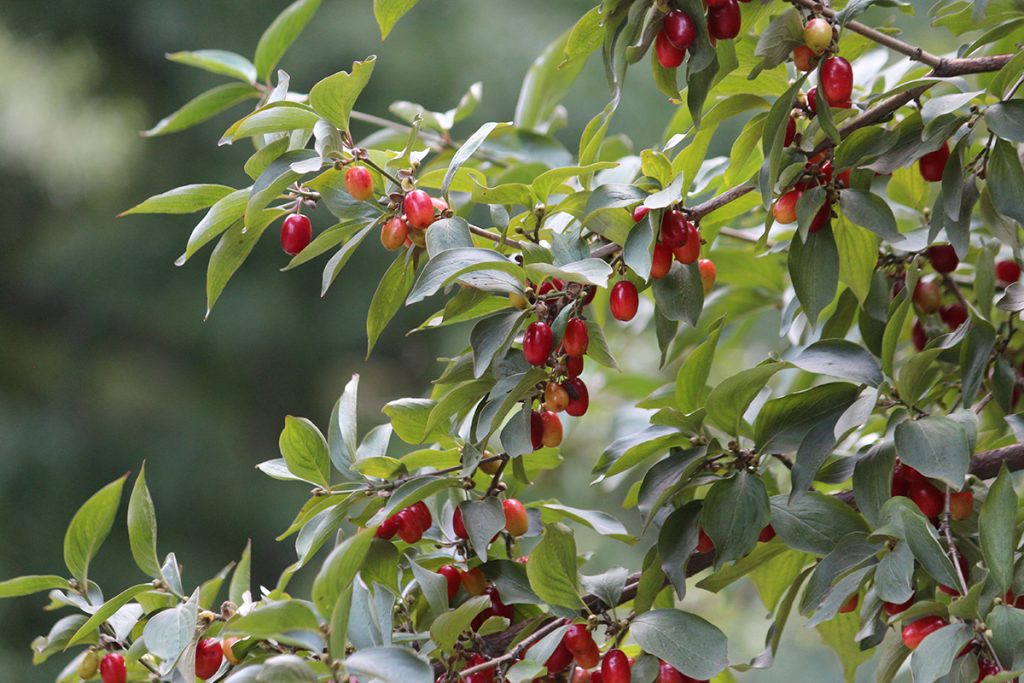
top-left (63, 475), bottom-right (127, 586)
top-left (909, 623), bottom-right (974, 683)
top-left (127, 464), bottom-right (161, 578)
top-left (442, 122), bottom-right (508, 196)
top-left (788, 228), bottom-right (839, 326)
top-left (893, 416), bottom-right (971, 488)
top-left (407, 248), bottom-right (521, 304)
top-left (229, 541), bottom-right (252, 605)
top-left (309, 57), bottom-right (377, 132)
top-left (0, 575), bottom-right (71, 599)
top-left (769, 492), bottom-right (869, 555)
top-left (839, 190), bottom-right (903, 242)
top-left (792, 339), bottom-right (882, 387)
top-left (761, 78), bottom-right (807, 205)
top-left (245, 149), bottom-right (317, 226)
top-left (985, 100), bottom-right (1024, 143)
top-left (702, 472), bottom-right (771, 565)
top-left (833, 216), bottom-right (879, 304)
top-left (814, 612), bottom-right (874, 683)
top-left (142, 589), bottom-right (198, 663)
top-left (120, 184), bottom-right (235, 216)
top-left (652, 262), bottom-right (704, 326)
top-left (886, 499), bottom-right (960, 587)
top-left (882, 291), bottom-right (912, 378)
top-left (676, 317), bottom-right (724, 412)
top-left (175, 188), bottom-right (249, 265)
top-left (253, 0), bottom-right (322, 82)
top-left (462, 498), bottom-right (506, 562)
top-left (753, 382), bottom-right (860, 453)
top-left (320, 223), bottom-right (377, 295)
top-left (167, 49), bottom-right (257, 83)
top-left (222, 101), bottom-right (320, 143)
top-left (66, 583), bottom-right (152, 647)
top-left (594, 426), bottom-right (691, 479)
top-left (227, 600), bottom-right (321, 637)
top-left (526, 523), bottom-right (582, 609)
top-left (367, 252), bottom-right (416, 357)
top-left (631, 609), bottom-right (728, 681)
top-left (537, 503), bottom-right (632, 542)
top-left (980, 465), bottom-right (1018, 594)
top-left (373, 0), bottom-right (420, 39)
top-left (279, 416), bottom-right (331, 487)
top-left (430, 595), bottom-right (491, 650)
top-left (345, 646), bottom-right (433, 683)
top-left (988, 138), bottom-right (1024, 226)
top-left (143, 83), bottom-right (258, 137)
top-left (706, 362), bottom-right (785, 436)
top-left (515, 24), bottom-right (591, 132)
top-left (311, 529), bottom-right (374, 616)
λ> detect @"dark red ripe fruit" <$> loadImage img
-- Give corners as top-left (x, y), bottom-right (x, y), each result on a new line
top-left (883, 597), bottom-right (914, 616)
top-left (911, 320), bottom-right (928, 351)
top-left (927, 244), bottom-right (959, 273)
top-left (784, 116), bottom-right (797, 146)
top-left (655, 30), bottom-right (686, 68)
top-left (651, 242), bottom-right (673, 280)
top-left (381, 217), bottom-right (409, 250)
top-left (602, 649), bottom-right (631, 683)
top-left (563, 377), bottom-right (590, 417)
top-left (503, 498), bottom-right (529, 536)
top-left (565, 355), bottom-right (584, 378)
top-left (976, 658), bottom-right (1002, 681)
top-left (664, 11), bottom-right (697, 49)
top-left (891, 462), bottom-right (910, 497)
top-left (540, 409), bottom-right (563, 448)
top-left (661, 210), bottom-right (690, 248)
top-left (545, 641), bottom-right (574, 674)
top-left (806, 87), bottom-right (818, 115)
top-left (484, 585), bottom-right (514, 620)
top-left (453, 506), bottom-right (469, 539)
top-left (809, 201), bottom-right (832, 233)
top-left (411, 502), bottom-right (432, 531)
top-left (376, 514), bottom-right (399, 540)
top-left (196, 638), bottom-right (224, 680)
top-left (758, 525), bottom-right (776, 542)
top-left (460, 567), bottom-right (487, 595)
top-left (913, 281), bottom-right (942, 314)
top-left (523, 321), bottom-right (554, 366)
top-left (707, 0), bottom-right (741, 40)
top-left (919, 142), bottom-right (950, 182)
top-left (345, 166), bottom-right (374, 201)
top-left (632, 205), bottom-right (650, 223)
top-left (531, 410), bottom-right (545, 450)
top-left (437, 564), bottom-right (461, 601)
top-left (564, 625), bottom-right (600, 668)
top-left (465, 654), bottom-right (495, 683)
top-left (538, 278), bottom-right (565, 296)
top-left (697, 528), bottom-right (715, 553)
top-left (820, 56), bottom-right (853, 105)
top-left (581, 285), bottom-right (597, 306)
top-left (996, 259), bottom-right (1022, 284)
top-left (941, 303), bottom-right (968, 330)
top-left (100, 653), bottom-right (127, 683)
top-left (838, 594), bottom-right (859, 614)
top-left (404, 190), bottom-right (436, 230)
top-left (837, 169), bottom-right (852, 188)
top-left (673, 225), bottom-right (701, 264)
top-left (610, 281), bottom-right (639, 321)
top-left (563, 319), bottom-right (589, 357)
top-left (658, 661), bottom-right (686, 683)
top-left (397, 507), bottom-right (424, 543)
top-left (902, 616), bottom-right (948, 650)
top-left (281, 214), bottom-right (312, 255)
top-left (908, 480), bottom-right (944, 519)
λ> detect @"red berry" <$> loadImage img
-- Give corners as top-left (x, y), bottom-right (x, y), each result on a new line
top-left (411, 501), bottom-right (433, 531)
top-left (545, 641), bottom-right (574, 674)
top-left (950, 491), bottom-right (973, 520)
top-left (793, 46), bottom-right (816, 72)
top-left (807, 87), bottom-right (818, 115)
top-left (663, 10), bottom-right (697, 49)
top-left (376, 514), bottom-right (399, 539)
top-left (404, 190), bottom-right (436, 230)
top-left (758, 525), bottom-right (776, 542)
top-left (698, 259), bottom-right (716, 295)
top-left (908, 480), bottom-right (944, 519)
top-left (912, 320), bottom-right (929, 351)
top-left (196, 638), bottom-right (224, 680)
top-left (707, 0), bottom-right (741, 40)
top-left (345, 166), bottom-right (374, 201)
top-left (381, 217), bottom-right (408, 251)
top-left (565, 355), bottom-right (584, 378)
top-left (540, 410), bottom-right (563, 448)
top-left (837, 169), bottom-right (852, 188)
top-left (563, 378), bottom-right (590, 417)
top-left (809, 201), bottom-right (832, 233)
top-left (465, 654), bottom-right (495, 683)
top-left (838, 594), bottom-right (859, 614)
top-left (531, 409), bottom-right (545, 450)
top-left (651, 242), bottom-right (673, 280)
top-left (632, 205), bottom-right (650, 222)
top-left (100, 654), bottom-right (127, 683)
top-left (544, 381), bottom-right (570, 413)
top-left (996, 259), bottom-right (1021, 284)
top-left (919, 142), bottom-right (950, 182)
top-left (891, 462), bottom-right (910, 497)
top-left (773, 190), bottom-right (801, 224)
top-left (437, 564), bottom-right (461, 601)
top-left (697, 528), bottom-right (714, 553)
top-left (503, 498), bottom-right (530, 536)
top-left (460, 567), bottom-right (487, 595)
top-left (901, 616), bottom-right (948, 650)
top-left (280, 214), bottom-right (312, 255)
top-left (396, 508), bottom-right (424, 543)
top-left (913, 281), bottom-right (942, 314)
top-left (563, 318), bottom-right (589, 357)
top-left (655, 30), bottom-right (686, 69)
top-left (602, 649), bottom-right (631, 683)
top-left (658, 661), bottom-right (685, 683)
top-left (661, 210), bottom-right (690, 248)
top-left (883, 597), bottom-right (914, 616)
top-left (820, 56), bottom-right (853, 105)
top-left (538, 278), bottom-right (565, 296)
top-left (484, 585), bottom-right (514, 620)
top-left (803, 18), bottom-right (832, 53)
top-left (929, 245), bottom-right (958, 274)
top-left (564, 625), bottom-right (600, 668)
top-left (453, 506), bottom-right (469, 540)
top-left (673, 225), bottom-right (701, 264)
top-left (976, 658), bottom-right (1002, 681)
top-left (784, 116), bottom-right (797, 146)
top-left (523, 321), bottom-right (554, 366)
top-left (940, 303), bottom-right (968, 330)
top-left (610, 281), bottom-right (639, 321)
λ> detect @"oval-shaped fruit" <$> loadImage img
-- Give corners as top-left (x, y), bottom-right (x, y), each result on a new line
top-left (437, 565), bottom-right (461, 601)
top-left (540, 409), bottom-right (563, 448)
top-left (806, 87), bottom-right (818, 115)
top-left (376, 514), bottom-right (399, 539)
top-left (657, 661), bottom-right (685, 683)
top-left (901, 616), bottom-right (948, 650)
top-left (632, 205), bottom-right (650, 223)
top-left (772, 190), bottom-right (802, 224)
top-left (281, 214), bottom-right (312, 255)
top-left (707, 0), bottom-right (741, 40)
top-left (883, 597), bottom-right (914, 616)
top-left (820, 56), bottom-right (853, 105)
top-left (411, 501), bottom-right (433, 531)
top-left (928, 244), bottom-right (959, 273)
top-left (345, 165), bottom-right (374, 201)
top-left (523, 321), bottom-right (554, 366)
top-left (919, 142), bottom-right (950, 182)
top-left (563, 624), bottom-right (596, 654)
top-left (950, 490), bottom-right (974, 520)
top-left (453, 506), bottom-right (469, 540)
top-left (940, 303), bottom-right (968, 330)
top-left (503, 498), bottom-right (529, 536)
top-left (531, 409), bottom-right (544, 450)
top-left (996, 259), bottom-right (1022, 284)
top-left (697, 528), bottom-right (715, 553)
top-left (661, 210), bottom-right (690, 248)
top-left (563, 318), bottom-right (589, 357)
top-left (396, 507), bottom-right (424, 543)
top-left (563, 378), bottom-right (590, 417)
top-left (431, 196), bottom-right (449, 214)
top-left (460, 566), bottom-right (487, 595)
top-left (79, 650), bottom-right (100, 679)
top-left (803, 17), bottom-right (832, 53)
top-left (673, 225), bottom-right (701, 264)
top-left (664, 10), bottom-right (697, 49)
top-left (698, 259), bottom-right (716, 295)
top-left (602, 649), bottom-right (631, 683)
top-left (544, 381), bottom-right (569, 412)
top-left (100, 653), bottom-right (127, 683)
top-left (538, 278), bottom-right (564, 296)
top-left (908, 480), bottom-right (944, 519)
top-left (465, 654), bottom-right (495, 683)
top-left (196, 638), bottom-right (224, 680)
top-left (793, 45), bottom-right (816, 72)
top-left (913, 281), bottom-right (942, 314)
top-left (655, 30), bottom-right (686, 68)
top-left (758, 525), bottom-right (776, 542)
top-left (566, 355), bottom-right (584, 378)
top-left (484, 585), bottom-right (514, 620)
top-left (381, 216), bottom-right (409, 250)
top-left (838, 594), bottom-right (859, 614)
top-left (911, 320), bottom-right (928, 351)
top-left (610, 281), bottom-right (639, 321)
top-left (651, 242), bottom-right (674, 280)
top-left (784, 116), bottom-right (797, 146)
top-left (404, 189), bottom-right (435, 229)
top-left (546, 641), bottom-right (574, 674)
top-left (222, 637), bottom-right (243, 666)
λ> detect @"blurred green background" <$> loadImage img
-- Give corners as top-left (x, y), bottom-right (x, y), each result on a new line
top-left (0, 0), bottom-right (949, 680)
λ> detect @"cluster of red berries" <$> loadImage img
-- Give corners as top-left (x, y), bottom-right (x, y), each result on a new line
top-left (435, 564), bottom-right (515, 633)
top-left (770, 152), bottom-right (849, 233)
top-left (381, 189), bottom-right (449, 251)
top-left (890, 460), bottom-right (973, 522)
top-left (908, 245), bottom-right (969, 350)
top-left (93, 639), bottom-right (224, 682)
top-left (654, 1), bottom-right (751, 69)
top-left (695, 523), bottom-right (775, 554)
top-left (546, 631), bottom-right (707, 683)
top-left (375, 501), bottom-right (433, 543)
top-left (901, 616), bottom-right (1009, 681)
top-left (452, 498), bottom-right (530, 543)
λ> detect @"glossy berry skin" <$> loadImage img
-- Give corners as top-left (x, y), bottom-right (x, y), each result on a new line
top-left (460, 567), bottom-right (487, 596)
top-left (950, 490), bottom-right (974, 520)
top-left (396, 508), bottom-right (424, 543)
top-left (564, 625), bottom-right (600, 668)
top-left (437, 565), bottom-right (461, 601)
top-left (997, 259), bottom-right (1022, 284)
top-left (698, 259), bottom-right (716, 295)
top-left (658, 661), bottom-right (685, 683)
top-left (913, 281), bottom-right (942, 314)
top-left (707, 0), bottom-right (741, 40)
top-left (793, 46), bottom-right (816, 72)
top-left (673, 225), bottom-right (701, 264)
top-left (909, 480), bottom-right (944, 519)
top-left (784, 116), bottom-right (797, 146)
top-left (772, 190), bottom-right (801, 224)
top-left (381, 217), bottom-right (408, 251)
top-left (758, 525), bottom-right (776, 542)
top-left (345, 166), bottom-right (374, 201)
top-left (663, 10), bottom-right (697, 49)
top-left (503, 498), bottom-right (530, 536)
top-left (376, 514), bottom-right (399, 540)
top-left (883, 597), bottom-right (914, 616)
top-left (563, 318), bottom-right (589, 357)
top-left (928, 244), bottom-right (959, 273)
top-left (453, 506), bottom-right (469, 540)
top-left (902, 616), bottom-right (948, 650)
top-left (976, 659), bottom-right (1002, 681)
top-left (531, 409), bottom-right (545, 450)
top-left (196, 638), bottom-right (224, 680)
top-left (465, 654), bottom-right (495, 683)
top-left (655, 30), bottom-right (686, 68)
top-left (820, 56), bottom-right (853, 105)
top-left (100, 653), bottom-right (127, 683)
top-left (651, 242), bottom-right (673, 280)
top-left (632, 205), bottom-right (650, 223)
top-left (404, 190), bottom-right (436, 230)
top-left (919, 142), bottom-right (950, 182)
top-left (281, 214), bottom-right (312, 255)
top-left (911, 320), bottom-right (929, 351)
top-left (602, 649), bottom-right (631, 683)
top-left (411, 502), bottom-right (432, 531)
top-left (540, 409), bottom-right (563, 448)
top-left (803, 18), bottom-right (832, 53)
top-left (806, 87), bottom-right (819, 115)
top-left (808, 201), bottom-right (832, 233)
top-left (545, 641), bottom-right (574, 674)
top-left (661, 210), bottom-right (690, 248)
top-left (610, 281), bottom-right (639, 321)
top-left (563, 377), bottom-right (590, 417)
top-left (523, 322), bottom-right (554, 366)
top-left (941, 303), bottom-right (968, 330)
top-left (544, 381), bottom-right (569, 412)
top-left (565, 355), bottom-right (584, 378)
top-left (222, 637), bottom-right (242, 666)
top-left (838, 594), bottom-right (859, 614)
top-left (697, 528), bottom-right (715, 553)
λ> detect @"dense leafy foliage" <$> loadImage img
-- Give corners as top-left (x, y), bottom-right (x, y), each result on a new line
top-left (6, 0), bottom-right (1024, 681)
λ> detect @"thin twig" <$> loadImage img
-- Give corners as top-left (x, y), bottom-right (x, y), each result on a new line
top-left (457, 618), bottom-right (569, 678)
